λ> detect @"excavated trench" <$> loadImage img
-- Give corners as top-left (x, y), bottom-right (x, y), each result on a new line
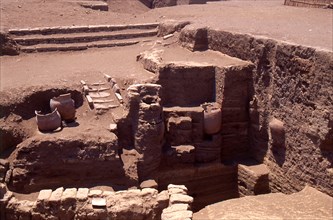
top-left (1, 21), bottom-right (332, 219)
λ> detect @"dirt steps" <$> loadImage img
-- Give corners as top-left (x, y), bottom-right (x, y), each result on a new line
top-left (20, 39), bottom-right (141, 53)
top-left (8, 23), bottom-right (159, 35)
top-left (82, 75), bottom-right (125, 112)
top-left (14, 29), bottom-right (158, 46)
top-left (9, 23), bottom-right (159, 53)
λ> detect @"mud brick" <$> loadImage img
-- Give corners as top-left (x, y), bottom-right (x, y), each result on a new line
top-left (77, 188), bottom-right (89, 201)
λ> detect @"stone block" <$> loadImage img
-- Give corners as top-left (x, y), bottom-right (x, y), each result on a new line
top-left (86, 95), bottom-right (94, 109)
top-left (115, 92), bottom-right (123, 103)
top-left (102, 191), bottom-right (114, 197)
top-left (238, 162), bottom-right (270, 196)
top-left (161, 210), bottom-right (193, 220)
top-left (162, 203), bottom-right (190, 214)
top-left (141, 187), bottom-right (158, 197)
top-left (157, 190), bottom-right (169, 204)
top-left (77, 188), bottom-right (89, 201)
top-left (62, 188), bottom-right (77, 201)
top-left (168, 184), bottom-right (188, 192)
top-left (113, 84), bottom-right (120, 93)
top-left (168, 187), bottom-right (187, 195)
top-left (127, 189), bottom-right (142, 194)
top-left (37, 189), bottom-right (52, 201)
top-left (49, 187), bottom-right (64, 203)
top-left (140, 179), bottom-right (158, 189)
top-left (163, 34), bottom-right (174, 40)
top-left (104, 74), bottom-right (112, 82)
top-left (83, 85), bottom-right (89, 95)
top-left (88, 190), bottom-right (103, 197)
top-left (169, 194), bottom-right (193, 205)
top-left (111, 78), bottom-right (117, 85)
top-left (92, 198), bottom-right (106, 208)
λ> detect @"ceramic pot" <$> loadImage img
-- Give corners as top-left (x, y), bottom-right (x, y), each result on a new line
top-left (50, 93), bottom-right (76, 122)
top-left (202, 103), bottom-right (222, 135)
top-left (35, 108), bottom-right (62, 132)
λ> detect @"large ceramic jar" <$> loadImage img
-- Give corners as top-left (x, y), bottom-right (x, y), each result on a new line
top-left (202, 102), bottom-right (222, 135)
top-left (50, 93), bottom-right (76, 122)
top-left (35, 108), bottom-right (62, 132)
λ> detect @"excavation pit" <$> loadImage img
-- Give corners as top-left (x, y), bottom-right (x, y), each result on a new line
top-left (1, 15), bottom-right (332, 219)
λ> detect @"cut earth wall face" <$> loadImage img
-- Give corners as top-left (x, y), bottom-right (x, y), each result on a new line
top-left (284, 0), bottom-right (332, 8)
top-left (179, 25), bottom-right (333, 196)
top-left (8, 133), bottom-right (127, 193)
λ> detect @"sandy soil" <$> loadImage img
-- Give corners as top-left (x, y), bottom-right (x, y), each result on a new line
top-left (0, 0), bottom-right (332, 202)
top-left (0, 0), bottom-right (331, 91)
top-left (0, 0), bottom-right (331, 50)
top-left (0, 40), bottom-right (158, 90)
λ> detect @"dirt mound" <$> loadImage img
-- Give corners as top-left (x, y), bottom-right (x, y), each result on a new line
top-left (0, 32), bottom-right (20, 56)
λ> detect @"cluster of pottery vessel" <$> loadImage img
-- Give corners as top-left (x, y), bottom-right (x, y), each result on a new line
top-left (35, 93), bottom-right (76, 132)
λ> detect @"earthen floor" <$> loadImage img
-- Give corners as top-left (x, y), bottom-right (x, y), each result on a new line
top-left (1, 0), bottom-right (331, 50)
top-left (0, 42), bottom-right (156, 90)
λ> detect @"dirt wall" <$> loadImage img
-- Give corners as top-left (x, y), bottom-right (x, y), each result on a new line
top-left (0, 32), bottom-right (19, 56)
top-left (158, 163), bottom-right (238, 211)
top-left (179, 25), bottom-right (333, 196)
top-left (216, 65), bottom-right (254, 161)
top-left (8, 133), bottom-right (128, 193)
top-left (284, 0), bottom-right (332, 8)
top-left (156, 64), bottom-right (215, 106)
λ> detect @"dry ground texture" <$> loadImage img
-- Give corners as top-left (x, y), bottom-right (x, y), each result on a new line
top-left (0, 0), bottom-right (332, 218)
top-left (1, 0), bottom-right (332, 90)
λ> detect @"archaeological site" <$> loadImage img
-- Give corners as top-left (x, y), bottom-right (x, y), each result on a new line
top-left (0, 0), bottom-right (332, 219)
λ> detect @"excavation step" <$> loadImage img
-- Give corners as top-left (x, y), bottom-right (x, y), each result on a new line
top-left (237, 161), bottom-right (270, 196)
top-left (20, 40), bottom-right (141, 53)
top-left (8, 23), bottom-right (159, 36)
top-left (14, 29), bottom-right (158, 46)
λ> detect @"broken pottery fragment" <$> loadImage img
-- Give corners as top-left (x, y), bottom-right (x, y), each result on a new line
top-left (35, 108), bottom-right (62, 132)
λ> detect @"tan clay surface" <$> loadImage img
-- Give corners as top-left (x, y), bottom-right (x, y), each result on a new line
top-left (194, 186), bottom-right (333, 220)
top-left (0, 0), bottom-right (331, 49)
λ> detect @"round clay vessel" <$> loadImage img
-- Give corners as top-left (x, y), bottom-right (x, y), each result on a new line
top-left (35, 108), bottom-right (62, 132)
top-left (202, 103), bottom-right (222, 135)
top-left (50, 93), bottom-right (76, 121)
